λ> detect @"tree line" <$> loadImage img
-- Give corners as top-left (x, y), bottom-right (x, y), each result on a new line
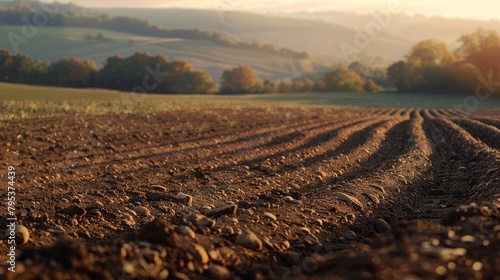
top-left (0, 49), bottom-right (217, 93)
top-left (0, 5), bottom-right (310, 60)
top-left (0, 48), bottom-right (383, 94)
top-left (387, 29), bottom-right (500, 96)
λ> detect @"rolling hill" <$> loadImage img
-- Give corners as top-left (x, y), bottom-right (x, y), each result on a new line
top-left (0, 26), bottom-right (302, 81)
top-left (92, 8), bottom-right (413, 64)
top-left (278, 11), bottom-right (500, 49)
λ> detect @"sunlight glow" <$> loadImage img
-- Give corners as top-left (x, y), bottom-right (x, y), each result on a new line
top-left (45, 0), bottom-right (500, 21)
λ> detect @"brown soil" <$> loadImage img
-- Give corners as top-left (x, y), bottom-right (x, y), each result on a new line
top-left (0, 106), bottom-right (499, 280)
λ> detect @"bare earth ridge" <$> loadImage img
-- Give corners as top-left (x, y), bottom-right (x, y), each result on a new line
top-left (0, 106), bottom-right (499, 279)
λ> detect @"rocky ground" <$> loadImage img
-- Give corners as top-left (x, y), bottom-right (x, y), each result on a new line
top-left (0, 106), bottom-right (499, 279)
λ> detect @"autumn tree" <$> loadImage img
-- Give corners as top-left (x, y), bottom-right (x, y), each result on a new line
top-left (387, 31), bottom-right (500, 94)
top-left (319, 66), bottom-right (366, 92)
top-left (220, 66), bottom-right (262, 94)
top-left (262, 79), bottom-right (277, 93)
top-left (291, 78), bottom-right (314, 93)
top-left (277, 80), bottom-right (293, 93)
top-left (363, 80), bottom-right (382, 93)
top-left (455, 29), bottom-right (500, 78)
top-left (406, 40), bottom-right (457, 67)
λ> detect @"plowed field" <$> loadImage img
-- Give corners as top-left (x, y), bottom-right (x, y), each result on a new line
top-left (0, 106), bottom-right (499, 279)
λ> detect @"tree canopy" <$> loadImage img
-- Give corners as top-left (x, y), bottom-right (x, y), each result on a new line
top-left (220, 66), bottom-right (262, 94)
top-left (387, 29), bottom-right (500, 95)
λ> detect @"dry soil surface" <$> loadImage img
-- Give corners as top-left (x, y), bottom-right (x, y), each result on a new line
top-left (0, 106), bottom-right (499, 280)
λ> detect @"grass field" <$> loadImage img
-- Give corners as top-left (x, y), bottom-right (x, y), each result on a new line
top-left (2, 82), bottom-right (499, 120)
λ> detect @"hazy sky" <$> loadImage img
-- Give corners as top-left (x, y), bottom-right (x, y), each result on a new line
top-left (45, 0), bottom-right (500, 20)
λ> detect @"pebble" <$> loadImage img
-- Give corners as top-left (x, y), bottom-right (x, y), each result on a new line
top-left (333, 192), bottom-right (363, 209)
top-left (12, 225), bottom-right (30, 245)
top-left (303, 234), bottom-right (320, 245)
top-left (189, 244), bottom-right (209, 264)
top-left (283, 196), bottom-right (294, 202)
top-left (176, 193), bottom-right (193, 206)
top-left (303, 208), bottom-right (316, 214)
top-left (89, 200), bottom-right (104, 209)
top-left (369, 184), bottom-right (386, 194)
top-left (184, 213), bottom-right (215, 228)
top-left (363, 193), bottom-right (380, 204)
top-left (262, 212), bottom-right (277, 221)
top-left (142, 215), bottom-right (155, 224)
top-left (235, 230), bottom-right (263, 251)
top-left (385, 185), bottom-right (401, 193)
top-left (299, 227), bottom-right (311, 234)
top-left (207, 265), bottom-right (231, 280)
top-left (134, 206), bottom-right (151, 216)
top-left (59, 205), bottom-right (86, 216)
top-left (121, 213), bottom-right (136, 227)
top-left (150, 185), bottom-right (167, 192)
top-left (317, 171), bottom-right (327, 177)
top-left (206, 204), bottom-right (237, 218)
top-left (342, 230), bottom-right (358, 240)
top-left (282, 240), bottom-right (291, 250)
top-left (176, 226), bottom-right (196, 238)
top-left (313, 219), bottom-right (323, 226)
top-left (373, 218), bottom-right (391, 233)
top-left (48, 226), bottom-right (66, 236)
top-left (221, 226), bottom-right (235, 236)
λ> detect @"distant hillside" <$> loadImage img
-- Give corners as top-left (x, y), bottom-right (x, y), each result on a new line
top-left (0, 1), bottom-right (309, 60)
top-left (280, 11), bottom-right (500, 48)
top-left (0, 26), bottom-right (298, 81)
top-left (93, 8), bottom-right (413, 64)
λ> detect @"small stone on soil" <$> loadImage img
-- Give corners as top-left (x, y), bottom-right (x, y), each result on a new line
top-left (342, 230), bottom-right (358, 240)
top-left (189, 244), bottom-right (209, 264)
top-left (262, 212), bottom-right (277, 221)
top-left (150, 185), bottom-right (167, 192)
top-left (176, 193), bottom-right (193, 206)
top-left (206, 204), bottom-right (237, 218)
top-left (12, 225), bottom-right (30, 245)
top-left (207, 265), bottom-right (231, 280)
top-left (184, 213), bottom-right (215, 228)
top-left (176, 226), bottom-right (196, 238)
top-left (235, 230), bottom-right (263, 251)
top-left (134, 206), bottom-right (151, 216)
top-left (373, 218), bottom-right (391, 233)
top-left (384, 185), bottom-right (401, 193)
top-left (333, 192), bottom-right (363, 209)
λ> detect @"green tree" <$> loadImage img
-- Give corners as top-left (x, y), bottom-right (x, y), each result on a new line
top-left (0, 49), bottom-right (14, 81)
top-left (168, 71), bottom-right (217, 94)
top-left (9, 54), bottom-right (47, 84)
top-left (48, 57), bottom-right (97, 87)
top-left (220, 66), bottom-right (262, 94)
